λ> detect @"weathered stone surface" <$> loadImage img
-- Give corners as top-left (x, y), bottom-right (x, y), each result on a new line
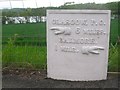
top-left (47, 10), bottom-right (111, 81)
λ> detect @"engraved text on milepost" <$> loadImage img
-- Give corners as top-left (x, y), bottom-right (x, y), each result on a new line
top-left (50, 18), bottom-right (106, 55)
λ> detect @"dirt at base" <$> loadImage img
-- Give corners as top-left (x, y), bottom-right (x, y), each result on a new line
top-left (2, 68), bottom-right (47, 80)
top-left (2, 68), bottom-right (120, 88)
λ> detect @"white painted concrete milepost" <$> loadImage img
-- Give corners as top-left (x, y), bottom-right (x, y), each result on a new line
top-left (47, 10), bottom-right (111, 81)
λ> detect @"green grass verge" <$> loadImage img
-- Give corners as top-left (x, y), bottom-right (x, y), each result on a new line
top-left (2, 23), bottom-right (46, 45)
top-left (110, 19), bottom-right (118, 44)
top-left (2, 45), bottom-right (47, 69)
top-left (108, 44), bottom-right (119, 72)
top-left (2, 23), bottom-right (46, 37)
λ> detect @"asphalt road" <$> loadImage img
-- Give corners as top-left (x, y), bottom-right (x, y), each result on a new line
top-left (2, 70), bottom-right (119, 88)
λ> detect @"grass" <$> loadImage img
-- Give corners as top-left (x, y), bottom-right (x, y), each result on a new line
top-left (3, 45), bottom-right (47, 69)
top-left (110, 19), bottom-right (118, 44)
top-left (2, 23), bottom-right (46, 37)
top-left (2, 23), bottom-right (46, 45)
top-left (108, 44), bottom-right (119, 72)
top-left (2, 34), bottom-right (47, 69)
top-left (2, 19), bottom-right (119, 71)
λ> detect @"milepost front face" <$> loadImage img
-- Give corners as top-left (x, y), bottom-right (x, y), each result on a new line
top-left (47, 10), bottom-right (111, 81)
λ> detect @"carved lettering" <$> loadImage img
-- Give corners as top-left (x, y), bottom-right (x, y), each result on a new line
top-left (83, 29), bottom-right (106, 35)
top-left (99, 19), bottom-right (106, 26)
top-left (60, 46), bottom-right (79, 53)
top-left (52, 19), bottom-right (89, 26)
top-left (51, 18), bottom-right (107, 54)
top-left (59, 37), bottom-right (97, 44)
